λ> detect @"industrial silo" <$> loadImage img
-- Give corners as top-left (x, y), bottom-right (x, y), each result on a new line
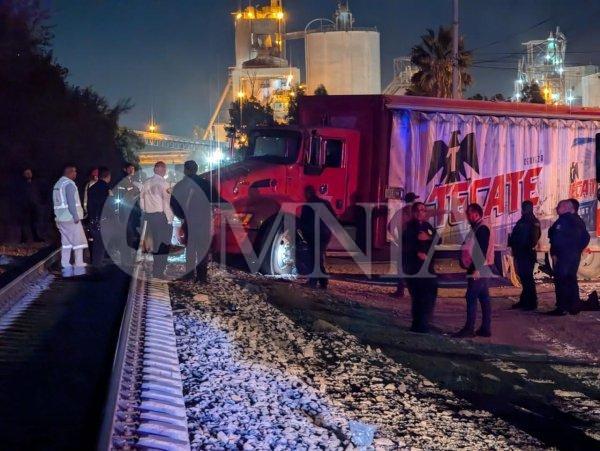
top-left (305, 2), bottom-right (381, 95)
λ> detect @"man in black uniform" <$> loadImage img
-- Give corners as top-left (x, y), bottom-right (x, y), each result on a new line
top-left (388, 192), bottom-right (420, 298)
top-left (508, 200), bottom-right (541, 310)
top-left (548, 199), bottom-right (590, 315)
top-left (170, 160), bottom-right (221, 283)
top-left (402, 202), bottom-right (438, 333)
top-left (298, 186), bottom-right (335, 289)
top-left (86, 167), bottom-right (112, 267)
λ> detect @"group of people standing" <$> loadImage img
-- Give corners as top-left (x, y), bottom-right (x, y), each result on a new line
top-left (52, 163), bottom-right (140, 272)
top-left (51, 159), bottom-right (219, 282)
top-left (49, 159), bottom-right (592, 332)
top-left (391, 193), bottom-right (591, 338)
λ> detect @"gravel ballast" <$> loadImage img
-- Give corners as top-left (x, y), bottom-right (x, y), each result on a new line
top-left (171, 267), bottom-right (543, 450)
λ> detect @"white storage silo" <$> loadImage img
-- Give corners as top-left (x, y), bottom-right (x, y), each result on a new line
top-left (305, 2), bottom-right (381, 95)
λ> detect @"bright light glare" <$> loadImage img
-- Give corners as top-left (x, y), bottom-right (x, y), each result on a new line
top-left (209, 149), bottom-right (224, 164)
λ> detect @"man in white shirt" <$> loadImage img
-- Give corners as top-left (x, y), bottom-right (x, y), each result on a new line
top-left (140, 161), bottom-right (173, 278)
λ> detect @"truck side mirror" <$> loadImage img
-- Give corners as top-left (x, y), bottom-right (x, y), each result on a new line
top-left (304, 132), bottom-right (323, 175)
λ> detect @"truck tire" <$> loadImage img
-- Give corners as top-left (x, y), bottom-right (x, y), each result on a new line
top-left (578, 252), bottom-right (600, 280)
top-left (259, 222), bottom-right (297, 275)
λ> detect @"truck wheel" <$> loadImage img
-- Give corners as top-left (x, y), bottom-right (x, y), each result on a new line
top-left (578, 252), bottom-right (600, 280)
top-left (260, 224), bottom-right (297, 275)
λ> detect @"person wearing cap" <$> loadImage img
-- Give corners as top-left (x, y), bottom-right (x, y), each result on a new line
top-left (402, 201), bottom-right (438, 333)
top-left (388, 192), bottom-right (420, 298)
top-left (508, 200), bottom-right (541, 310)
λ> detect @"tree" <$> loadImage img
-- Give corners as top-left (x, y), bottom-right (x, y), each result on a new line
top-left (285, 84), bottom-right (306, 125)
top-left (407, 26), bottom-right (473, 98)
top-left (467, 93), bottom-right (506, 102)
top-left (0, 1), bottom-right (143, 239)
top-left (314, 84), bottom-right (328, 96)
top-left (520, 82), bottom-right (545, 104)
top-left (468, 93), bottom-right (486, 101)
top-left (226, 97), bottom-right (274, 150)
top-left (115, 127), bottom-right (143, 167)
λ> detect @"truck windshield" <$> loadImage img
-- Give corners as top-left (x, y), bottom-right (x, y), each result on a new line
top-left (247, 130), bottom-right (301, 164)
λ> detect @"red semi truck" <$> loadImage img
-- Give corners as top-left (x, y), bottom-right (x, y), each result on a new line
top-left (211, 95), bottom-right (600, 278)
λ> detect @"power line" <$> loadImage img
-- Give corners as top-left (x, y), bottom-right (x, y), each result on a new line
top-left (468, 17), bottom-right (552, 52)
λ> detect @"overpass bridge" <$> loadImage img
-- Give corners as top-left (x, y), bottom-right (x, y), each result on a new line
top-left (133, 130), bottom-right (226, 171)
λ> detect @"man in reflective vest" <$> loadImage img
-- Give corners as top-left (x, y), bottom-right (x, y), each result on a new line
top-left (53, 164), bottom-right (88, 271)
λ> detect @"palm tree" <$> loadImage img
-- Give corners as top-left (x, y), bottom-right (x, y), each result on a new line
top-left (407, 26), bottom-right (472, 98)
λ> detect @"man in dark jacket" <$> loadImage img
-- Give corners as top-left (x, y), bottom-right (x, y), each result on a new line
top-left (170, 160), bottom-right (221, 283)
top-left (548, 199), bottom-right (590, 315)
top-left (298, 185), bottom-right (335, 289)
top-left (16, 168), bottom-right (43, 243)
top-left (388, 192), bottom-right (420, 298)
top-left (402, 202), bottom-right (438, 333)
top-left (455, 203), bottom-right (494, 338)
top-left (86, 167), bottom-right (112, 267)
top-left (508, 200), bottom-right (541, 310)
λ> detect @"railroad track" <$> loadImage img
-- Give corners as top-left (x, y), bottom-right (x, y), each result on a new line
top-left (99, 260), bottom-right (190, 450)
top-left (0, 236), bottom-right (190, 450)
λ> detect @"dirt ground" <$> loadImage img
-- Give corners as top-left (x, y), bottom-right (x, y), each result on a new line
top-left (318, 257), bottom-right (600, 363)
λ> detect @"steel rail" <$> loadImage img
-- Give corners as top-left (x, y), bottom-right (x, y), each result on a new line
top-left (98, 222), bottom-right (190, 450)
top-left (0, 249), bottom-right (60, 319)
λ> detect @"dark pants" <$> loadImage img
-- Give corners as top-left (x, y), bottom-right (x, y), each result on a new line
top-left (307, 239), bottom-right (329, 288)
top-left (465, 276), bottom-right (491, 333)
top-left (121, 207), bottom-right (141, 267)
top-left (20, 204), bottom-right (41, 242)
top-left (554, 258), bottom-right (580, 312)
top-left (406, 277), bottom-right (437, 332)
top-left (185, 232), bottom-right (211, 282)
top-left (515, 254), bottom-right (537, 308)
top-left (396, 253), bottom-right (405, 293)
top-left (146, 212), bottom-right (171, 277)
top-left (90, 225), bottom-right (105, 267)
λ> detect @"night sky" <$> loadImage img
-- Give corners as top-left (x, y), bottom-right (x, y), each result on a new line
top-left (48, 0), bottom-right (600, 137)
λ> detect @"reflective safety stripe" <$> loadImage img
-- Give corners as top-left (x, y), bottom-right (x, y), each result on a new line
top-left (53, 177), bottom-right (84, 222)
top-left (72, 244), bottom-right (88, 249)
top-left (62, 244), bottom-right (73, 249)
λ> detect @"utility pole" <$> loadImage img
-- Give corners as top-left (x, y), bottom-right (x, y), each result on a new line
top-left (452, 0), bottom-right (460, 99)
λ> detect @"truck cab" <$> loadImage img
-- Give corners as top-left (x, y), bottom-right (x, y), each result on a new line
top-left (212, 126), bottom-right (360, 274)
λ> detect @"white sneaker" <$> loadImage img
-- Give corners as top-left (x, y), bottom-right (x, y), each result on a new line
top-left (61, 266), bottom-right (74, 277)
top-left (73, 266), bottom-right (88, 276)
